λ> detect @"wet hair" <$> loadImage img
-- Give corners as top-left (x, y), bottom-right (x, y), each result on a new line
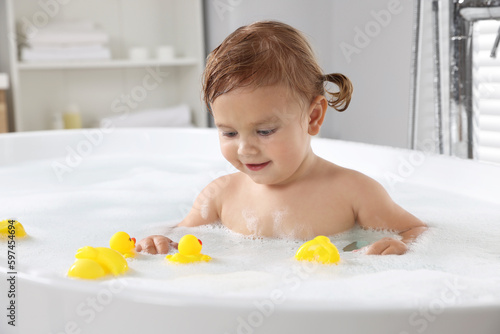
top-left (202, 20), bottom-right (353, 113)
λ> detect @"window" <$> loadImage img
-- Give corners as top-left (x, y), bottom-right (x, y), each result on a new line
top-left (473, 19), bottom-right (500, 164)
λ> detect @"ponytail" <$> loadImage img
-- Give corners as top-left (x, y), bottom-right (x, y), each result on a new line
top-left (322, 73), bottom-right (353, 112)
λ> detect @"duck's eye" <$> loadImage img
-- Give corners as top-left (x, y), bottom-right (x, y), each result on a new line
top-left (129, 238), bottom-right (131, 241)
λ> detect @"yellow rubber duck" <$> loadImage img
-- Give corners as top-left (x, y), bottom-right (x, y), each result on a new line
top-left (67, 233), bottom-right (131, 279)
top-left (109, 231), bottom-right (136, 258)
top-left (166, 234), bottom-right (211, 264)
top-left (0, 219), bottom-right (27, 239)
top-left (295, 236), bottom-right (340, 265)
top-left (67, 246), bottom-right (128, 279)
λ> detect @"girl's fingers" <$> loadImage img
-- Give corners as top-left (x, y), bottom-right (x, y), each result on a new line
top-left (153, 236), bottom-right (172, 254)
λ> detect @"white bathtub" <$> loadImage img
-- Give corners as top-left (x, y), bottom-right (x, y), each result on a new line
top-left (1, 128), bottom-right (499, 334)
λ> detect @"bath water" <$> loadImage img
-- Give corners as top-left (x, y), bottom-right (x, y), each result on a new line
top-left (1, 152), bottom-right (500, 309)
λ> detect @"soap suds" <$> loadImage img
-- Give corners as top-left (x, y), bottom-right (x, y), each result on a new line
top-left (200, 200), bottom-right (209, 220)
top-left (241, 208), bottom-right (260, 235)
top-left (271, 208), bottom-right (287, 234)
top-left (1, 155), bottom-right (500, 308)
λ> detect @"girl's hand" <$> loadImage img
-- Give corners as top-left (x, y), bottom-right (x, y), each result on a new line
top-left (365, 237), bottom-right (408, 255)
top-left (136, 235), bottom-right (178, 255)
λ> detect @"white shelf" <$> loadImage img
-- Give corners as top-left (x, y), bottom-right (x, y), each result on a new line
top-left (17, 58), bottom-right (199, 70)
top-left (0, 0), bottom-right (207, 131)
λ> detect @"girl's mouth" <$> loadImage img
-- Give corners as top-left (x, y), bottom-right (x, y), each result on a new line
top-left (245, 161), bottom-right (270, 171)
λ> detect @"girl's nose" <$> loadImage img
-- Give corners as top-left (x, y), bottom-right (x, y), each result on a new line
top-left (237, 136), bottom-right (259, 156)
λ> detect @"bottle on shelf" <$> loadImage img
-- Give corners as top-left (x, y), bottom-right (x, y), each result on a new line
top-left (63, 104), bottom-right (82, 129)
top-left (51, 113), bottom-right (64, 130)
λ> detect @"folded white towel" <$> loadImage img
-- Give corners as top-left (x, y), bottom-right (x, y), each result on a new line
top-left (100, 104), bottom-right (193, 128)
top-left (25, 30), bottom-right (110, 48)
top-left (21, 45), bottom-right (111, 61)
top-left (38, 20), bottom-right (97, 32)
top-left (23, 44), bottom-right (106, 53)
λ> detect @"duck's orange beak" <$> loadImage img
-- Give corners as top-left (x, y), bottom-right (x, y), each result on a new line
top-left (131, 237), bottom-right (136, 246)
top-left (198, 239), bottom-right (202, 246)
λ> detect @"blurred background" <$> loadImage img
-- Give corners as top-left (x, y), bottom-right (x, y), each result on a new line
top-left (1, 0), bottom-right (499, 163)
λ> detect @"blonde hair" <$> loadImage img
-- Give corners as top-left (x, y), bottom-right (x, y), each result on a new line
top-left (203, 20), bottom-right (353, 112)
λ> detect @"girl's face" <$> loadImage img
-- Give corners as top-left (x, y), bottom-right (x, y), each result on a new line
top-left (211, 85), bottom-right (317, 186)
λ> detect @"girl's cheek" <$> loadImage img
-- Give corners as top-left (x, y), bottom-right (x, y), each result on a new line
top-left (264, 134), bottom-right (286, 151)
top-left (220, 142), bottom-right (235, 160)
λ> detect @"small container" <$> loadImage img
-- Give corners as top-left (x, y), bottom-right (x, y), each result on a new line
top-left (0, 73), bottom-right (9, 133)
top-left (51, 113), bottom-right (64, 130)
top-left (63, 104), bottom-right (82, 129)
top-left (128, 47), bottom-right (149, 61)
top-left (156, 45), bottom-right (175, 60)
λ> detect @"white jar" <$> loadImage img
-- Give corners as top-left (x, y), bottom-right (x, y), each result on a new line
top-left (156, 45), bottom-right (175, 60)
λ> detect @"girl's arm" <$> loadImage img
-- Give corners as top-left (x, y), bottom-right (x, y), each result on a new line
top-left (177, 176), bottom-right (223, 228)
top-left (353, 173), bottom-right (427, 255)
top-left (136, 177), bottom-right (224, 254)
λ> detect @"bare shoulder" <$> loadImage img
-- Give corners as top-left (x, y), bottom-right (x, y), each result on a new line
top-left (339, 167), bottom-right (390, 206)
top-left (340, 167), bottom-right (385, 194)
top-left (207, 172), bottom-right (244, 195)
top-left (200, 172), bottom-right (244, 205)
top-left (326, 163), bottom-right (426, 232)
top-left (320, 158), bottom-right (378, 191)
top-left (178, 172), bottom-right (241, 227)
top-left (319, 159), bottom-right (393, 212)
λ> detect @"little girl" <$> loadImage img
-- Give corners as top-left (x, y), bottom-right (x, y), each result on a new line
top-left (137, 20), bottom-right (427, 255)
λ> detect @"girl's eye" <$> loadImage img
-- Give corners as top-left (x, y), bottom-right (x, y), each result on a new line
top-left (222, 131), bottom-right (237, 137)
top-left (257, 129), bottom-right (276, 136)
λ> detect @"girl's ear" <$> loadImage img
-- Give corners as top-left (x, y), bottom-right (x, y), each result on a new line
top-left (308, 95), bottom-right (327, 135)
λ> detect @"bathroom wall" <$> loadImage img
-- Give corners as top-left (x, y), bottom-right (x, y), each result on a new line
top-left (205, 0), bottom-right (414, 148)
top-left (326, 1), bottom-right (413, 148)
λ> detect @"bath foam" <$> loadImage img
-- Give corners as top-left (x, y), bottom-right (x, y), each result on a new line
top-left (1, 148), bottom-right (500, 310)
top-left (271, 208), bottom-right (287, 237)
top-left (200, 201), bottom-right (210, 220)
top-left (241, 208), bottom-right (260, 235)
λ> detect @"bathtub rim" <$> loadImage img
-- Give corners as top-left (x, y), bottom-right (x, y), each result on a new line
top-left (4, 265), bottom-right (500, 312)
